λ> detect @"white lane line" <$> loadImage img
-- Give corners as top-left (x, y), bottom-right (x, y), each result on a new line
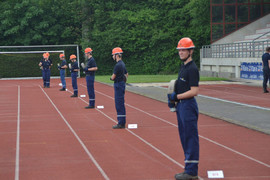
top-left (86, 85), bottom-right (270, 169)
top-left (76, 87), bottom-right (204, 180)
top-left (39, 86), bottom-right (109, 180)
top-left (15, 86), bottom-right (20, 180)
top-left (95, 105), bottom-right (185, 169)
top-left (198, 94), bottom-right (270, 111)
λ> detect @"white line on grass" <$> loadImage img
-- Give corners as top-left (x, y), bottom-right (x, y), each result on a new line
top-left (15, 86), bottom-right (20, 180)
top-left (39, 86), bottom-right (109, 180)
top-left (83, 84), bottom-right (270, 168)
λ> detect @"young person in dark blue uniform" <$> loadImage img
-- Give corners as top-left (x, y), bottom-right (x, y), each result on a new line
top-left (262, 47), bottom-right (270, 93)
top-left (69, 54), bottom-right (79, 97)
top-left (39, 52), bottom-right (52, 88)
top-left (110, 47), bottom-right (128, 129)
top-left (82, 48), bottom-right (98, 109)
top-left (58, 53), bottom-right (67, 91)
top-left (168, 37), bottom-right (200, 180)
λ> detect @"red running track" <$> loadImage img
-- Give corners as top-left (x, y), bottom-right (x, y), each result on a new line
top-left (0, 78), bottom-right (269, 180)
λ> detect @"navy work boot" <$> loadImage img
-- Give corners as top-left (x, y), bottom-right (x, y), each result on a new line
top-left (85, 106), bottom-right (95, 109)
top-left (112, 124), bottom-right (125, 129)
top-left (175, 172), bottom-right (198, 180)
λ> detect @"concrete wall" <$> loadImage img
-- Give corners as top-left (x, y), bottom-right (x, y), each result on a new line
top-left (213, 14), bottom-right (270, 44)
top-left (200, 58), bottom-right (261, 78)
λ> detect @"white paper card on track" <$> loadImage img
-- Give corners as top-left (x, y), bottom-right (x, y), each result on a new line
top-left (80, 95), bottom-right (86, 97)
top-left (59, 83), bottom-right (62, 86)
top-left (128, 124), bottom-right (138, 129)
top-left (97, 106), bottom-right (104, 109)
top-left (207, 170), bottom-right (224, 178)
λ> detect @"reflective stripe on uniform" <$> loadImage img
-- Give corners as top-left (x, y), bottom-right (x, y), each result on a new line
top-left (117, 115), bottom-right (126, 117)
top-left (185, 160), bottom-right (199, 163)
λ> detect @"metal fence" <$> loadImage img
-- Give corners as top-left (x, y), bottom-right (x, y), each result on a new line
top-left (202, 39), bottom-right (270, 58)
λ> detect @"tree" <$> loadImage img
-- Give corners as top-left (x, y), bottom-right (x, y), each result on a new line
top-left (0, 0), bottom-right (82, 45)
top-left (0, 0), bottom-right (210, 75)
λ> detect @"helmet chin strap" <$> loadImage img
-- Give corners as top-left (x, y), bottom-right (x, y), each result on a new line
top-left (181, 49), bottom-right (191, 62)
top-left (181, 54), bottom-right (190, 62)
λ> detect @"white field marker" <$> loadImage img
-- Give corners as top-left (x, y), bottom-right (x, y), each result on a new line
top-left (207, 170), bottom-right (224, 178)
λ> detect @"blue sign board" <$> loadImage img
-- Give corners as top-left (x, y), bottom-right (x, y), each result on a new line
top-left (240, 62), bottom-right (263, 80)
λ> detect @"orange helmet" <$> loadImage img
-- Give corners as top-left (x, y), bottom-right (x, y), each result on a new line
top-left (176, 37), bottom-right (195, 50)
top-left (112, 47), bottom-right (123, 55)
top-left (59, 53), bottom-right (65, 58)
top-left (43, 53), bottom-right (48, 58)
top-left (85, 48), bottom-right (93, 53)
top-left (70, 54), bottom-right (77, 60)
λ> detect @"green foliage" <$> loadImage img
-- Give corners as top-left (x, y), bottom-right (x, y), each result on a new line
top-left (0, 53), bottom-right (60, 78)
top-left (82, 0), bottom-right (210, 75)
top-left (0, 0), bottom-right (82, 45)
top-left (0, 0), bottom-right (210, 76)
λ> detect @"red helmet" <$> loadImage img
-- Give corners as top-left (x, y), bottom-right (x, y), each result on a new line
top-left (43, 53), bottom-right (48, 58)
top-left (177, 37), bottom-right (195, 50)
top-left (85, 48), bottom-right (93, 53)
top-left (112, 47), bottom-right (123, 55)
top-left (59, 53), bottom-right (65, 58)
top-left (70, 54), bottom-right (77, 60)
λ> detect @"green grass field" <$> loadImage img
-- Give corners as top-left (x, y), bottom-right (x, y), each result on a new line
top-left (95, 74), bottom-right (228, 83)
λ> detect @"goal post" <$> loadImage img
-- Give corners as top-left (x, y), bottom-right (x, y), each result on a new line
top-left (0, 45), bottom-right (80, 79)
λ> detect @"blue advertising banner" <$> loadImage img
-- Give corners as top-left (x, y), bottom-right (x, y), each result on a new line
top-left (240, 62), bottom-right (263, 80)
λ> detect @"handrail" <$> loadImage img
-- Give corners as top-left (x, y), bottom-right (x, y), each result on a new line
top-left (202, 39), bottom-right (270, 58)
top-left (252, 30), bottom-right (270, 57)
top-left (252, 30), bottom-right (270, 42)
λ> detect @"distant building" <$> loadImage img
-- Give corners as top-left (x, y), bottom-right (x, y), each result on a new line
top-left (211, 0), bottom-right (270, 43)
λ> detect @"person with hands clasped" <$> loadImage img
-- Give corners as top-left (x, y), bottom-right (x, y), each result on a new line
top-left (58, 54), bottom-right (67, 91)
top-left (110, 47), bottom-right (128, 129)
top-left (81, 48), bottom-right (98, 109)
top-left (39, 52), bottom-right (52, 88)
top-left (69, 54), bottom-right (79, 97)
top-left (168, 37), bottom-right (200, 180)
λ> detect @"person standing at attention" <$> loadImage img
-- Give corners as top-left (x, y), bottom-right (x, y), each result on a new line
top-left (110, 47), bottom-right (128, 129)
top-left (58, 53), bottom-right (67, 91)
top-left (168, 37), bottom-right (200, 180)
top-left (39, 52), bottom-right (52, 88)
top-left (262, 47), bottom-right (270, 93)
top-left (82, 48), bottom-right (98, 109)
top-left (69, 54), bottom-right (79, 97)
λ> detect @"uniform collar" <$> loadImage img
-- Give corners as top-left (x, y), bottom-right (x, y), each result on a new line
top-left (184, 60), bottom-right (193, 67)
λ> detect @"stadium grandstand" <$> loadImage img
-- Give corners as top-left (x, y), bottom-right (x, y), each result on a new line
top-left (201, 0), bottom-right (270, 80)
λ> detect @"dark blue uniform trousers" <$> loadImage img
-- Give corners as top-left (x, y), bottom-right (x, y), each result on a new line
top-left (263, 69), bottom-right (270, 90)
top-left (176, 98), bottom-right (199, 176)
top-left (114, 81), bottom-right (126, 125)
top-left (86, 75), bottom-right (95, 106)
top-left (71, 72), bottom-right (78, 96)
top-left (60, 69), bottom-right (66, 89)
top-left (42, 69), bottom-right (51, 87)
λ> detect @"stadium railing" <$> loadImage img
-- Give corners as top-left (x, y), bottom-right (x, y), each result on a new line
top-left (202, 38), bottom-right (270, 59)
